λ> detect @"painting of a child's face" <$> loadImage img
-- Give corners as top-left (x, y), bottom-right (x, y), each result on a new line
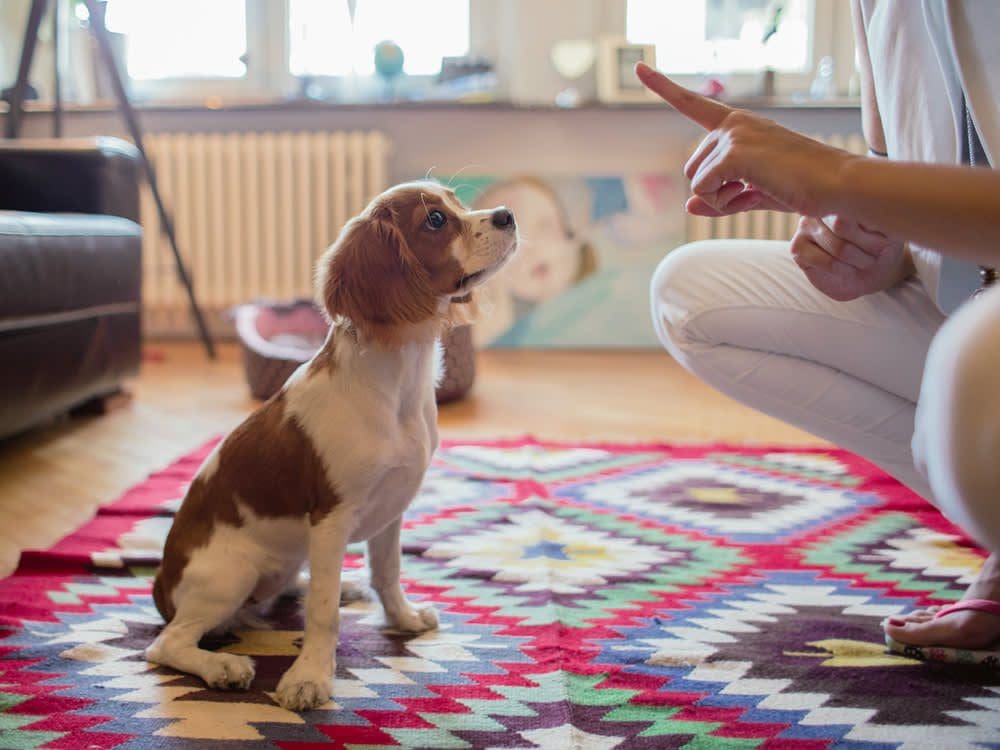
top-left (446, 171), bottom-right (683, 348)
top-left (480, 180), bottom-right (580, 303)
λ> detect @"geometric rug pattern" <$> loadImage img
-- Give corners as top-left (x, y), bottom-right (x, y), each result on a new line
top-left (2, 437), bottom-right (999, 749)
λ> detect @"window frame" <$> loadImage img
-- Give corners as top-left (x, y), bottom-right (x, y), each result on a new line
top-left (114, 0), bottom-right (266, 102)
top-left (121, 0), bottom-right (465, 103)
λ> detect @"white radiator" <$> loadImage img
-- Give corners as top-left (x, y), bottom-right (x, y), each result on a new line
top-left (685, 132), bottom-right (867, 243)
top-left (140, 130), bottom-right (390, 337)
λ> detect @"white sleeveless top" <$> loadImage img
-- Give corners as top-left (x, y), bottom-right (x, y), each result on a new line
top-left (856, 0), bottom-right (1000, 312)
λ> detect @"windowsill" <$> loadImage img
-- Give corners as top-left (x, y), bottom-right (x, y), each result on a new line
top-left (1, 95), bottom-right (860, 116)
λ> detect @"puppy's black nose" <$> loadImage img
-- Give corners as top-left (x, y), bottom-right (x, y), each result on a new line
top-left (491, 207), bottom-right (515, 229)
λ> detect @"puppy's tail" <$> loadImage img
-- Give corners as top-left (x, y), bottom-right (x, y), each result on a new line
top-left (151, 573), bottom-right (175, 623)
top-left (207, 606), bottom-right (273, 637)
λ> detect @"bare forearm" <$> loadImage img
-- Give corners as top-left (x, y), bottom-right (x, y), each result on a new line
top-left (834, 157), bottom-right (1000, 267)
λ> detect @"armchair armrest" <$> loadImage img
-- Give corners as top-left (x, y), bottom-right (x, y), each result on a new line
top-left (0, 137), bottom-right (141, 222)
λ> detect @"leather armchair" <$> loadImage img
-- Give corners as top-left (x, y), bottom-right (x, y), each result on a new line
top-left (0, 137), bottom-right (143, 440)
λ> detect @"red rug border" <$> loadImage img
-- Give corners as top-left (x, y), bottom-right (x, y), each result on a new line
top-left (3, 435), bottom-right (921, 582)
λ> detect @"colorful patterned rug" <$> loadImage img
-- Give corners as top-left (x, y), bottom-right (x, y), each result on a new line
top-left (2, 438), bottom-right (999, 749)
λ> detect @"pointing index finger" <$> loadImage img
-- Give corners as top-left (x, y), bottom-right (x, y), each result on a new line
top-left (635, 61), bottom-right (733, 131)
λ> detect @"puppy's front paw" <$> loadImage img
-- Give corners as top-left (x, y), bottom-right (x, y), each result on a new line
top-left (275, 665), bottom-right (333, 711)
top-left (387, 604), bottom-right (439, 634)
top-left (203, 653), bottom-right (255, 690)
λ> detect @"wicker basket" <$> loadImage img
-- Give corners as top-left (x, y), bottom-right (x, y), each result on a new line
top-left (435, 323), bottom-right (476, 404)
top-left (233, 300), bottom-right (476, 403)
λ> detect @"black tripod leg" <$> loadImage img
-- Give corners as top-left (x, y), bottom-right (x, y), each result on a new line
top-left (82, 0), bottom-right (216, 359)
top-left (52, 0), bottom-right (62, 137)
top-left (4, 0), bottom-right (48, 139)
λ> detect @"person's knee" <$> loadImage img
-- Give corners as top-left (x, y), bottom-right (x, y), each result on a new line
top-left (649, 240), bottom-right (724, 356)
top-left (939, 342), bottom-right (997, 495)
top-left (915, 300), bottom-right (1000, 546)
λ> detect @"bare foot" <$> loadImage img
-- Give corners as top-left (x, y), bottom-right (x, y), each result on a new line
top-left (883, 553), bottom-right (1000, 650)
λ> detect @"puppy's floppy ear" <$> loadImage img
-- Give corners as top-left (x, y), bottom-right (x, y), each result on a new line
top-left (315, 207), bottom-right (437, 334)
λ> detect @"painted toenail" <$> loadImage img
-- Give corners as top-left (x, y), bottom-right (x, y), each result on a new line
top-left (887, 617), bottom-right (906, 627)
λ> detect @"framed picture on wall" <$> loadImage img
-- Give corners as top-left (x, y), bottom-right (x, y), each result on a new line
top-left (596, 37), bottom-right (657, 103)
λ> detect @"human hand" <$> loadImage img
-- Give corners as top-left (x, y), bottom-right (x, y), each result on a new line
top-left (791, 215), bottom-right (914, 301)
top-left (635, 62), bottom-right (858, 219)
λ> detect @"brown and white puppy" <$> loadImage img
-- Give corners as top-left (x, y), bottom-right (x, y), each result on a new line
top-left (146, 181), bottom-right (518, 711)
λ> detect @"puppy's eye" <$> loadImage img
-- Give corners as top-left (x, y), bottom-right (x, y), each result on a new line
top-left (426, 210), bottom-right (447, 230)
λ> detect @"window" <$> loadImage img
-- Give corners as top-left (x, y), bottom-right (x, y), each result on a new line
top-left (104, 0), bottom-right (248, 80)
top-left (625, 0), bottom-right (853, 99)
top-left (289, 0), bottom-right (469, 77)
top-left (627, 0), bottom-right (812, 75)
top-left (96, 0), bottom-right (470, 101)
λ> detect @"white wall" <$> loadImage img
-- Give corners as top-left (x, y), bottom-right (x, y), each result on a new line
top-left (4, 101), bottom-right (861, 185)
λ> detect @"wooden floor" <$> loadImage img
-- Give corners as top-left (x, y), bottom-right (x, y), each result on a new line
top-left (0, 343), bottom-right (824, 577)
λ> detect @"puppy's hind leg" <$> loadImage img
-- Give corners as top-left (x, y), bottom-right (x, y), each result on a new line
top-left (146, 562), bottom-right (258, 690)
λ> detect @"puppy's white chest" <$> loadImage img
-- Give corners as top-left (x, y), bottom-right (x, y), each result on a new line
top-left (285, 340), bottom-right (439, 542)
top-left (350, 420), bottom-right (434, 543)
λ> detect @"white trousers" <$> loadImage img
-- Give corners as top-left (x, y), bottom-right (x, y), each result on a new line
top-left (651, 240), bottom-right (1000, 552)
